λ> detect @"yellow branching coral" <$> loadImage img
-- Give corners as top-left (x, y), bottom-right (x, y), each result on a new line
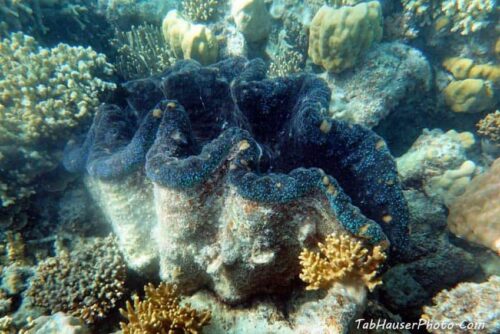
top-left (299, 233), bottom-right (386, 291)
top-left (120, 282), bottom-right (211, 334)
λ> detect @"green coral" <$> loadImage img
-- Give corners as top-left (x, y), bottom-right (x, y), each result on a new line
top-left (0, 32), bottom-right (115, 208)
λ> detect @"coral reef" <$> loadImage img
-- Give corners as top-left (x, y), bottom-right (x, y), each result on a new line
top-left (443, 79), bottom-right (495, 113)
top-left (325, 42), bottom-right (432, 128)
top-left (267, 46), bottom-right (304, 77)
top-left (299, 233), bottom-right (386, 291)
top-left (119, 282), bottom-right (211, 334)
top-left (64, 57), bottom-right (410, 303)
top-left (400, 0), bottom-right (497, 37)
top-left (182, 284), bottom-right (367, 333)
top-left (397, 129), bottom-right (478, 206)
top-left (231, 0), bottom-right (271, 43)
top-left (441, 0), bottom-right (496, 35)
top-left (443, 57), bottom-right (500, 84)
top-left (477, 110), bottom-right (500, 145)
top-left (26, 235), bottom-right (126, 323)
top-left (161, 10), bottom-right (218, 65)
top-left (182, 0), bottom-right (220, 22)
top-left (308, 1), bottom-right (383, 72)
top-left (24, 312), bottom-right (90, 334)
top-left (448, 158), bottom-right (500, 254)
top-left (113, 24), bottom-right (176, 79)
top-left (422, 276), bottom-right (500, 334)
top-left (0, 32), bottom-right (115, 208)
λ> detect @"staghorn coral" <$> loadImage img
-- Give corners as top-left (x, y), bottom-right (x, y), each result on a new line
top-left (162, 10), bottom-right (218, 65)
top-left (422, 276), bottom-right (500, 334)
top-left (113, 24), bottom-right (176, 80)
top-left (0, 32), bottom-right (115, 208)
top-left (477, 110), bottom-right (500, 144)
top-left (447, 158), bottom-right (500, 254)
top-left (308, 1), bottom-right (383, 72)
top-left (64, 57), bottom-right (409, 303)
top-left (182, 0), bottom-right (220, 22)
top-left (299, 233), bottom-right (386, 291)
top-left (26, 235), bottom-right (126, 323)
top-left (120, 282), bottom-right (211, 334)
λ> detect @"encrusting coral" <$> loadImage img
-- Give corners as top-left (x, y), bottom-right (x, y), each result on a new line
top-left (0, 32), bottom-right (115, 208)
top-left (26, 235), bottom-right (126, 323)
top-left (477, 110), bottom-right (500, 145)
top-left (308, 1), bottom-right (383, 72)
top-left (299, 233), bottom-right (387, 291)
top-left (422, 276), bottom-right (500, 334)
top-left (447, 158), bottom-right (500, 255)
top-left (113, 24), bottom-right (176, 79)
top-left (120, 282), bottom-right (211, 334)
top-left (162, 10), bottom-right (218, 65)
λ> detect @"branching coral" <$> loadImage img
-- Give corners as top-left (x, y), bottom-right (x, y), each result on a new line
top-left (477, 110), bottom-right (500, 144)
top-left (268, 46), bottom-right (304, 77)
top-left (299, 233), bottom-right (387, 291)
top-left (182, 0), bottom-right (220, 22)
top-left (27, 235), bottom-right (126, 323)
top-left (113, 24), bottom-right (176, 79)
top-left (120, 282), bottom-right (211, 334)
top-left (441, 0), bottom-right (496, 35)
top-left (0, 32), bottom-right (115, 208)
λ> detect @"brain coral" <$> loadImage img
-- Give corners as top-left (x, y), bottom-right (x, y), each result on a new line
top-left (64, 57), bottom-right (409, 302)
top-left (0, 32), bottom-right (115, 208)
top-left (448, 158), bottom-right (500, 254)
top-left (308, 1), bottom-right (383, 72)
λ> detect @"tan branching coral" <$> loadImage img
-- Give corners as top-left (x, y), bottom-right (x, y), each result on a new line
top-left (182, 0), bottom-right (220, 22)
top-left (113, 24), bottom-right (176, 79)
top-left (477, 110), bottom-right (500, 144)
top-left (299, 233), bottom-right (386, 291)
top-left (27, 235), bottom-right (126, 323)
top-left (0, 32), bottom-right (115, 207)
top-left (268, 47), bottom-right (304, 78)
top-left (120, 282), bottom-right (211, 334)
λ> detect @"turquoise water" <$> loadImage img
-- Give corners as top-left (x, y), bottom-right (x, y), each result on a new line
top-left (0, 0), bottom-right (498, 333)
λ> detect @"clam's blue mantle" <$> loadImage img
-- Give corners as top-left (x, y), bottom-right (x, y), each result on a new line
top-left (64, 57), bottom-right (409, 255)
